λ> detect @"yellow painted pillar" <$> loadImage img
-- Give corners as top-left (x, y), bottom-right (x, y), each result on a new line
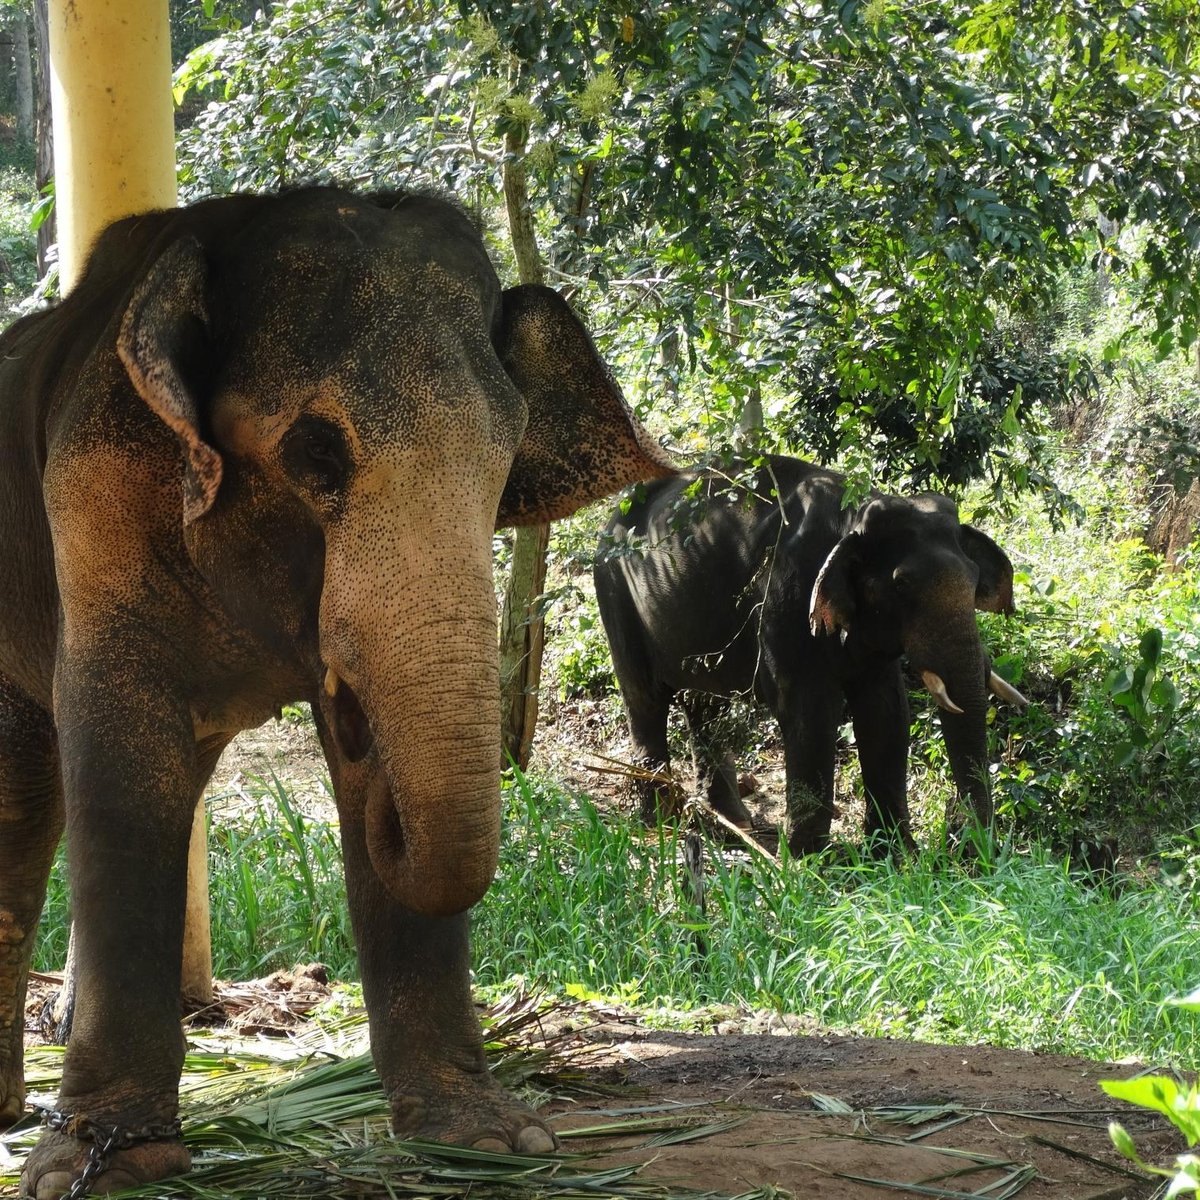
top-left (48, 0), bottom-right (177, 291)
top-left (47, 0), bottom-right (213, 1008)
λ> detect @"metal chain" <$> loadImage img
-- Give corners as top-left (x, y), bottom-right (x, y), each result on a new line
top-left (62, 1129), bottom-right (118, 1200)
top-left (42, 1110), bottom-right (182, 1200)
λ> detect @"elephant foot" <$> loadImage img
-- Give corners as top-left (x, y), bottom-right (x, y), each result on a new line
top-left (785, 788), bottom-right (834, 858)
top-left (785, 821), bottom-right (831, 858)
top-left (708, 790), bottom-right (754, 831)
top-left (389, 1067), bottom-right (557, 1155)
top-left (20, 1129), bottom-right (191, 1199)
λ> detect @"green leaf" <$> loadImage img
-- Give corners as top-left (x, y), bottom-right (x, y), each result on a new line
top-left (1107, 1120), bottom-right (1142, 1163)
top-left (1139, 627), bottom-right (1164, 668)
top-left (1167, 988), bottom-right (1200, 1013)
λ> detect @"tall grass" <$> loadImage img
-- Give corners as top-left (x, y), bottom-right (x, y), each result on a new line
top-left (475, 770), bottom-right (1200, 1067)
top-left (205, 774), bottom-right (356, 979)
top-left (30, 768), bottom-right (1200, 1068)
top-left (31, 777), bottom-right (356, 980)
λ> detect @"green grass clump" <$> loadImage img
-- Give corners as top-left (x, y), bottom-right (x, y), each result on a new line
top-left (474, 770), bottom-right (1200, 1067)
top-left (205, 774), bottom-right (356, 980)
top-left (32, 774), bottom-right (356, 980)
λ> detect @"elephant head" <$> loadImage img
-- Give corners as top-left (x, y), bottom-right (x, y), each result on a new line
top-left (808, 493), bottom-right (1022, 828)
top-left (115, 188), bottom-right (674, 917)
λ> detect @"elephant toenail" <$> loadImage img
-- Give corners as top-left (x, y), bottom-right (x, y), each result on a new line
top-left (516, 1126), bottom-right (557, 1153)
top-left (470, 1136), bottom-right (509, 1153)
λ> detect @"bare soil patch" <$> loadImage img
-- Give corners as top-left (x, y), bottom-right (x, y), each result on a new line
top-left (554, 1014), bottom-right (1174, 1199)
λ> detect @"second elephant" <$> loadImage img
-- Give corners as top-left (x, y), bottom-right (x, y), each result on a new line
top-left (593, 455), bottom-right (1026, 854)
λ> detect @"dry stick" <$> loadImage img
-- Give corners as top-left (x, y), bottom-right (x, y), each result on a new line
top-left (582, 752), bottom-right (782, 868)
top-left (688, 797), bottom-right (782, 868)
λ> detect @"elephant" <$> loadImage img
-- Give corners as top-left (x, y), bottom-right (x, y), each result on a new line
top-left (0, 185), bottom-right (674, 1198)
top-left (593, 455), bottom-right (1026, 855)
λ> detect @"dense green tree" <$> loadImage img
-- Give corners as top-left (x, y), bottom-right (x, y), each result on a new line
top-left (176, 0), bottom-right (1200, 493)
top-left (173, 0), bottom-right (1200, 751)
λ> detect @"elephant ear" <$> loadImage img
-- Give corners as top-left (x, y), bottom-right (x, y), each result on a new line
top-left (117, 235), bottom-right (222, 526)
top-left (809, 532), bottom-right (862, 637)
top-left (494, 284), bottom-right (676, 526)
top-left (960, 525), bottom-right (1015, 614)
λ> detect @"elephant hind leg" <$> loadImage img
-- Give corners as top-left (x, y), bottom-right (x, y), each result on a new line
top-left (0, 675), bottom-right (63, 1129)
top-left (680, 692), bottom-right (753, 828)
top-left (624, 690), bottom-right (679, 823)
top-left (595, 569), bottom-right (680, 822)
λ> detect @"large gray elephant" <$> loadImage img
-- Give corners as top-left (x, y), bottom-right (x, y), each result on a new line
top-left (0, 186), bottom-right (674, 1198)
top-left (593, 456), bottom-right (1025, 854)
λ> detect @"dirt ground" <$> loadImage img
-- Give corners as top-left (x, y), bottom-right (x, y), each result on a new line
top-left (558, 1016), bottom-right (1176, 1199)
top-left (17, 707), bottom-right (1184, 1198)
top-left (17, 971), bottom-right (1179, 1199)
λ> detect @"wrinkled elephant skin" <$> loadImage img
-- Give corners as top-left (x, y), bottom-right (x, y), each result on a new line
top-left (0, 187), bottom-right (673, 1198)
top-left (594, 456), bottom-right (1017, 854)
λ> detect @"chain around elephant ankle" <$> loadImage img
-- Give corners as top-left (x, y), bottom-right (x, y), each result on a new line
top-left (42, 1110), bottom-right (183, 1200)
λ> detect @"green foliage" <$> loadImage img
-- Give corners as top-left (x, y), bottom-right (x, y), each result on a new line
top-left (1107, 626), bottom-right (1180, 768)
top-left (1103, 1024), bottom-right (1200, 1197)
top-left (546, 587), bottom-right (613, 700)
top-left (0, 163), bottom-right (40, 321)
top-left (175, 0), bottom-right (439, 194)
top-left (472, 768), bottom-right (1200, 1065)
top-left (170, 0), bottom-right (1200, 503)
top-left (947, 464), bottom-right (1200, 849)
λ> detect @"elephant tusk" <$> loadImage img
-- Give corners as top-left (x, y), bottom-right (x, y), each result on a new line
top-left (921, 670), bottom-right (964, 715)
top-left (323, 666), bottom-right (340, 698)
top-left (989, 669), bottom-right (1029, 710)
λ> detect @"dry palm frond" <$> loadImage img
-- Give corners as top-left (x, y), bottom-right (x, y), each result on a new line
top-left (830, 1163), bottom-right (1038, 1200)
top-left (581, 751), bottom-right (671, 785)
top-left (1025, 1133), bottom-right (1152, 1181)
top-left (805, 1098), bottom-right (1046, 1198)
top-left (2, 996), bottom-right (752, 1200)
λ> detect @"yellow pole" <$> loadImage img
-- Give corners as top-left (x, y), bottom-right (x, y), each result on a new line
top-left (47, 0), bottom-right (212, 1008)
top-left (48, 0), bottom-right (177, 292)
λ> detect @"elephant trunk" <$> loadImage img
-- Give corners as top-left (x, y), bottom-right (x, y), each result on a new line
top-left (321, 549), bottom-right (503, 918)
top-left (908, 614), bottom-right (994, 830)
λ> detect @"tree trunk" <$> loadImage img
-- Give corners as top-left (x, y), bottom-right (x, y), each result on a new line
top-left (12, 8), bottom-right (32, 143)
top-left (32, 0), bottom-right (53, 276)
top-left (724, 280), bottom-right (763, 444)
top-left (498, 124), bottom-right (549, 770)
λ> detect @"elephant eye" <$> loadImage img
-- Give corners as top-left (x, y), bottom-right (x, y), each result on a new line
top-left (282, 417), bottom-right (351, 493)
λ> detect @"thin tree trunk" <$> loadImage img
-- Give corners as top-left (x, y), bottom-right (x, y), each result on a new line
top-left (498, 124), bottom-right (549, 770)
top-left (12, 8), bottom-right (32, 143)
top-left (724, 280), bottom-right (763, 443)
top-left (32, 0), bottom-right (53, 275)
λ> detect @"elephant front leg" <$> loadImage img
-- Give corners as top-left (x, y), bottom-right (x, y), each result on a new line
top-left (776, 690), bottom-right (841, 857)
top-left (20, 660), bottom-right (194, 1200)
top-left (317, 716), bottom-right (556, 1155)
top-left (846, 667), bottom-right (915, 850)
top-left (360, 899), bottom-right (554, 1154)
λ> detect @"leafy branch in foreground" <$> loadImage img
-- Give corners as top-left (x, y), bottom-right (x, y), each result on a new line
top-left (1102, 988), bottom-right (1200, 1197)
